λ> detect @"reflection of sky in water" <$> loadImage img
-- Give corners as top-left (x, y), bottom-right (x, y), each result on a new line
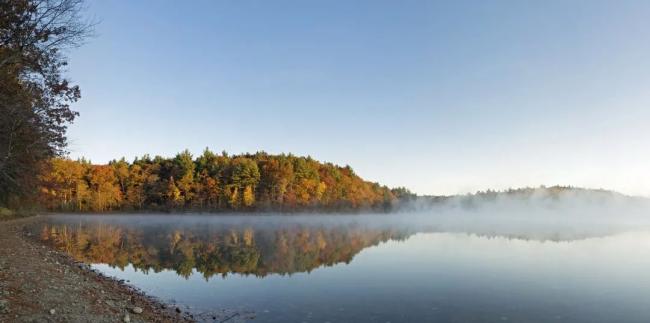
top-left (93, 230), bottom-right (650, 323)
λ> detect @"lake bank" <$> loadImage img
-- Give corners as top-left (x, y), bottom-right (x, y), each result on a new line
top-left (0, 216), bottom-right (192, 323)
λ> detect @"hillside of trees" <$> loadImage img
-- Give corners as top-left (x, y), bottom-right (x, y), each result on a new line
top-left (38, 152), bottom-right (635, 214)
top-left (38, 149), bottom-right (407, 212)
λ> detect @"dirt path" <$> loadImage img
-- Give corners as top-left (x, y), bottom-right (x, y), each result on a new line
top-left (0, 216), bottom-right (191, 323)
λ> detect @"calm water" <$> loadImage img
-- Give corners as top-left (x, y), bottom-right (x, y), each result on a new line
top-left (35, 214), bottom-right (650, 323)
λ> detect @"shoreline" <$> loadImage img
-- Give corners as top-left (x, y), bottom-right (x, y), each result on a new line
top-left (0, 216), bottom-right (193, 323)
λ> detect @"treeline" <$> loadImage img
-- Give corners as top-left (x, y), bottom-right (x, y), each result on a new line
top-left (397, 185), bottom-right (629, 212)
top-left (39, 149), bottom-right (407, 212)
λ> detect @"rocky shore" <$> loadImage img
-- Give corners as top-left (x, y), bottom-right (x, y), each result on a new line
top-left (0, 216), bottom-right (193, 323)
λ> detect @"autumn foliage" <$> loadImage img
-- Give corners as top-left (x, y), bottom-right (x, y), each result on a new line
top-left (39, 149), bottom-right (398, 212)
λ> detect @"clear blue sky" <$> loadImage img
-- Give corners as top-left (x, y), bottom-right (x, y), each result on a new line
top-left (66, 0), bottom-right (650, 196)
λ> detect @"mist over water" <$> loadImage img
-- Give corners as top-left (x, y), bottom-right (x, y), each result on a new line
top-left (44, 187), bottom-right (650, 240)
top-left (397, 188), bottom-right (650, 240)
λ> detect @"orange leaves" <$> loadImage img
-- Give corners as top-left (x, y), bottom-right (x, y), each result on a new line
top-left (39, 151), bottom-right (397, 212)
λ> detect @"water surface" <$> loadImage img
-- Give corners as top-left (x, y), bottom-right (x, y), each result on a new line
top-left (35, 214), bottom-right (650, 322)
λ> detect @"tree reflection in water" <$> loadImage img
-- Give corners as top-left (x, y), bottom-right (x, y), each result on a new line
top-left (38, 221), bottom-right (413, 279)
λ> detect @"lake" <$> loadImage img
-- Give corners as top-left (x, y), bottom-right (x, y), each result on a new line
top-left (33, 213), bottom-right (650, 323)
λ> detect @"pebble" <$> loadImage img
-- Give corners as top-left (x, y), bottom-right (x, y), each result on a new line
top-left (123, 313), bottom-right (131, 322)
top-left (131, 306), bottom-right (143, 314)
top-left (49, 309), bottom-right (56, 315)
top-left (0, 299), bottom-right (9, 314)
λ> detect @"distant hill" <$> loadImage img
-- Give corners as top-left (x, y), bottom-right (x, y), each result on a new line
top-left (394, 186), bottom-right (647, 212)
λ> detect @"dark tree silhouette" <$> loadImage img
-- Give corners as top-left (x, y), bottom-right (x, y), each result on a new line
top-left (0, 0), bottom-right (92, 206)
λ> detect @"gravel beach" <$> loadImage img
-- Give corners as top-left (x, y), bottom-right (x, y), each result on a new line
top-left (0, 216), bottom-right (193, 323)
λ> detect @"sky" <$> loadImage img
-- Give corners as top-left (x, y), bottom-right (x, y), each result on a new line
top-left (65, 0), bottom-right (650, 197)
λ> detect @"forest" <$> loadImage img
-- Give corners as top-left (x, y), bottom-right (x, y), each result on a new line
top-left (38, 149), bottom-right (410, 212)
